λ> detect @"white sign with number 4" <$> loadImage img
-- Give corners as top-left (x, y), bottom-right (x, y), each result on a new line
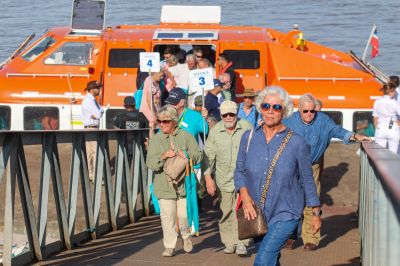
top-left (139, 52), bottom-right (160, 72)
top-left (189, 68), bottom-right (214, 92)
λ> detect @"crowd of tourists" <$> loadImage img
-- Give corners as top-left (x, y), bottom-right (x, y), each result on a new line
top-left (80, 47), bottom-right (400, 265)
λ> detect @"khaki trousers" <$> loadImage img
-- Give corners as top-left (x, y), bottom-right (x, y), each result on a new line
top-left (218, 191), bottom-right (248, 246)
top-left (86, 141), bottom-right (97, 182)
top-left (301, 160), bottom-right (322, 245)
top-left (159, 198), bottom-right (190, 249)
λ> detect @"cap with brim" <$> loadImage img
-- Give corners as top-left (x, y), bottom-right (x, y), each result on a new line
top-left (220, 100), bottom-right (238, 115)
top-left (85, 80), bottom-right (102, 91)
top-left (165, 87), bottom-right (187, 105)
top-left (213, 79), bottom-right (224, 88)
top-left (242, 88), bottom-right (257, 97)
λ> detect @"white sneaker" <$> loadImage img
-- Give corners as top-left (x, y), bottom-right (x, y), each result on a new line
top-left (223, 245), bottom-right (235, 254)
top-left (235, 243), bottom-right (248, 256)
top-left (183, 238), bottom-right (193, 253)
top-left (162, 248), bottom-right (174, 257)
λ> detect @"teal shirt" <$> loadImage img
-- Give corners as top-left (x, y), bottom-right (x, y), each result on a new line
top-left (178, 108), bottom-right (209, 139)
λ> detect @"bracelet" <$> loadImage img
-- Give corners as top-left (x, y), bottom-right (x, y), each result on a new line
top-left (352, 133), bottom-right (357, 142)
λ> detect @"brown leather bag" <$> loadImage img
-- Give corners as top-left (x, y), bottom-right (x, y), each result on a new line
top-left (163, 138), bottom-right (188, 185)
top-left (163, 155), bottom-right (187, 185)
top-left (237, 130), bottom-right (293, 240)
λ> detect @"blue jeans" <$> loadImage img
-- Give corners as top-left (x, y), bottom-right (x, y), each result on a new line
top-left (254, 219), bottom-right (300, 266)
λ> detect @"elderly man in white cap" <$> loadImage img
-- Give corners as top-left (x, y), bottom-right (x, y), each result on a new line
top-left (203, 100), bottom-right (252, 256)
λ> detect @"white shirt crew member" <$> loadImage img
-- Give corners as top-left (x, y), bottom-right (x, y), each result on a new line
top-left (81, 93), bottom-right (103, 127)
top-left (373, 95), bottom-right (400, 126)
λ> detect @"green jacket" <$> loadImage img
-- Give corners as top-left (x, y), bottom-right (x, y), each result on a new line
top-left (146, 128), bottom-right (202, 199)
top-left (204, 119), bottom-right (252, 192)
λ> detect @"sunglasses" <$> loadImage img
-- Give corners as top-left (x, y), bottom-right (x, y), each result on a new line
top-left (196, 55), bottom-right (203, 58)
top-left (221, 113), bottom-right (236, 118)
top-left (302, 109), bottom-right (316, 114)
top-left (243, 96), bottom-right (255, 99)
top-left (157, 119), bottom-right (172, 124)
top-left (261, 103), bottom-right (283, 112)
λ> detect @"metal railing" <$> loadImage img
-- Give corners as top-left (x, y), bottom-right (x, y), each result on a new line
top-left (0, 129), bottom-right (151, 265)
top-left (359, 142), bottom-right (400, 266)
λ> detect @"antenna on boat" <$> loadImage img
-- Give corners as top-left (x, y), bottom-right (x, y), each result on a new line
top-left (361, 24), bottom-right (377, 61)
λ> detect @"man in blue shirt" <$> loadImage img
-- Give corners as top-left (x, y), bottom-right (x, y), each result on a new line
top-left (205, 79), bottom-right (224, 121)
top-left (283, 93), bottom-right (371, 251)
top-left (237, 88), bottom-right (260, 127)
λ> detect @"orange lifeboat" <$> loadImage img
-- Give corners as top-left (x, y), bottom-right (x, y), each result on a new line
top-left (0, 1), bottom-right (383, 134)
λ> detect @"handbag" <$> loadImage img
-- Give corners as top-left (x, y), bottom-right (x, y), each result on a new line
top-left (237, 130), bottom-right (293, 240)
top-left (163, 138), bottom-right (188, 185)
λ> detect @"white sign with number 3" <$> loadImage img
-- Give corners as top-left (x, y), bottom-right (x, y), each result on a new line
top-left (189, 68), bottom-right (214, 92)
top-left (139, 52), bottom-right (160, 72)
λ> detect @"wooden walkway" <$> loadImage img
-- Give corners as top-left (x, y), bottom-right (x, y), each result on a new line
top-left (35, 143), bottom-right (361, 266)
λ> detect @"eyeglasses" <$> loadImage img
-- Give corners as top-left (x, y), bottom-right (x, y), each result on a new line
top-left (157, 119), bottom-right (172, 124)
top-left (302, 109), bottom-right (316, 114)
top-left (261, 103), bottom-right (283, 112)
top-left (196, 55), bottom-right (203, 58)
top-left (221, 113), bottom-right (236, 118)
top-left (243, 96), bottom-right (254, 99)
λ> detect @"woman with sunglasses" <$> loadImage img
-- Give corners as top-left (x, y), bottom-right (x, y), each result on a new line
top-left (146, 105), bottom-right (202, 257)
top-left (234, 86), bottom-right (321, 265)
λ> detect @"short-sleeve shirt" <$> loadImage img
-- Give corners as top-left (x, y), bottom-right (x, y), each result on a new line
top-left (113, 110), bottom-right (148, 129)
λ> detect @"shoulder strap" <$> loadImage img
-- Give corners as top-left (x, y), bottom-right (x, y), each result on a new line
top-left (259, 130), bottom-right (294, 206)
top-left (246, 129), bottom-right (254, 153)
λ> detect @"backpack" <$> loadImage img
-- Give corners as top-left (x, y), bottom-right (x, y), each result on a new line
top-left (134, 82), bottom-right (145, 109)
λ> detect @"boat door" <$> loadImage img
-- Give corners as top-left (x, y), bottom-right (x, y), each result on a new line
top-left (101, 38), bottom-right (153, 128)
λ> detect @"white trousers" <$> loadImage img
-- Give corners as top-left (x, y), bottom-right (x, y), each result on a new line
top-left (375, 124), bottom-right (400, 154)
top-left (86, 141), bottom-right (97, 181)
top-left (159, 198), bottom-right (190, 249)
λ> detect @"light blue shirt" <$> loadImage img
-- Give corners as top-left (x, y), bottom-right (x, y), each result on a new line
top-left (238, 103), bottom-right (259, 127)
top-left (283, 111), bottom-right (352, 163)
top-left (178, 108), bottom-right (209, 138)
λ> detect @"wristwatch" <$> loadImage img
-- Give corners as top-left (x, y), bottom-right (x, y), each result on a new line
top-left (312, 209), bottom-right (322, 217)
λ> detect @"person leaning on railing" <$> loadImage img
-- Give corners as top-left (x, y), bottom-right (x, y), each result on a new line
top-left (283, 93), bottom-right (371, 251)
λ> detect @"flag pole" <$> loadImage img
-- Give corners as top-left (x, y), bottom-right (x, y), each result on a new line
top-left (362, 24), bottom-right (377, 61)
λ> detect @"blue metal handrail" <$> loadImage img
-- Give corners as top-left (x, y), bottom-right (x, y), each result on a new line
top-left (359, 142), bottom-right (400, 266)
top-left (0, 129), bottom-right (151, 265)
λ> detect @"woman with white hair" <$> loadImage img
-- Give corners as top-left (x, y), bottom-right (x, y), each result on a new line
top-left (146, 105), bottom-right (202, 257)
top-left (234, 86), bottom-right (321, 265)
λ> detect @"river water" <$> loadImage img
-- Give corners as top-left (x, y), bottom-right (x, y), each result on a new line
top-left (0, 0), bottom-right (398, 75)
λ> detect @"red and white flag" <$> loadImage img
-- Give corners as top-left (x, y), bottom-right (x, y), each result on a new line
top-left (371, 29), bottom-right (379, 59)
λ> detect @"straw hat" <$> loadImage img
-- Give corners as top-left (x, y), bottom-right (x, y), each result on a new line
top-left (242, 88), bottom-right (257, 97)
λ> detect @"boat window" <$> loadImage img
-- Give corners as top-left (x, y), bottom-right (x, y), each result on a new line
top-left (153, 44), bottom-right (216, 65)
top-left (23, 107), bottom-right (59, 130)
top-left (22, 36), bottom-right (56, 62)
top-left (157, 33), bottom-right (184, 39)
top-left (0, 106), bottom-right (11, 130)
top-left (44, 42), bottom-right (93, 65)
top-left (322, 111), bottom-right (343, 126)
top-left (105, 109), bottom-right (125, 129)
top-left (353, 111), bottom-right (375, 137)
top-left (221, 50), bottom-right (260, 69)
top-left (108, 49), bottom-right (145, 68)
